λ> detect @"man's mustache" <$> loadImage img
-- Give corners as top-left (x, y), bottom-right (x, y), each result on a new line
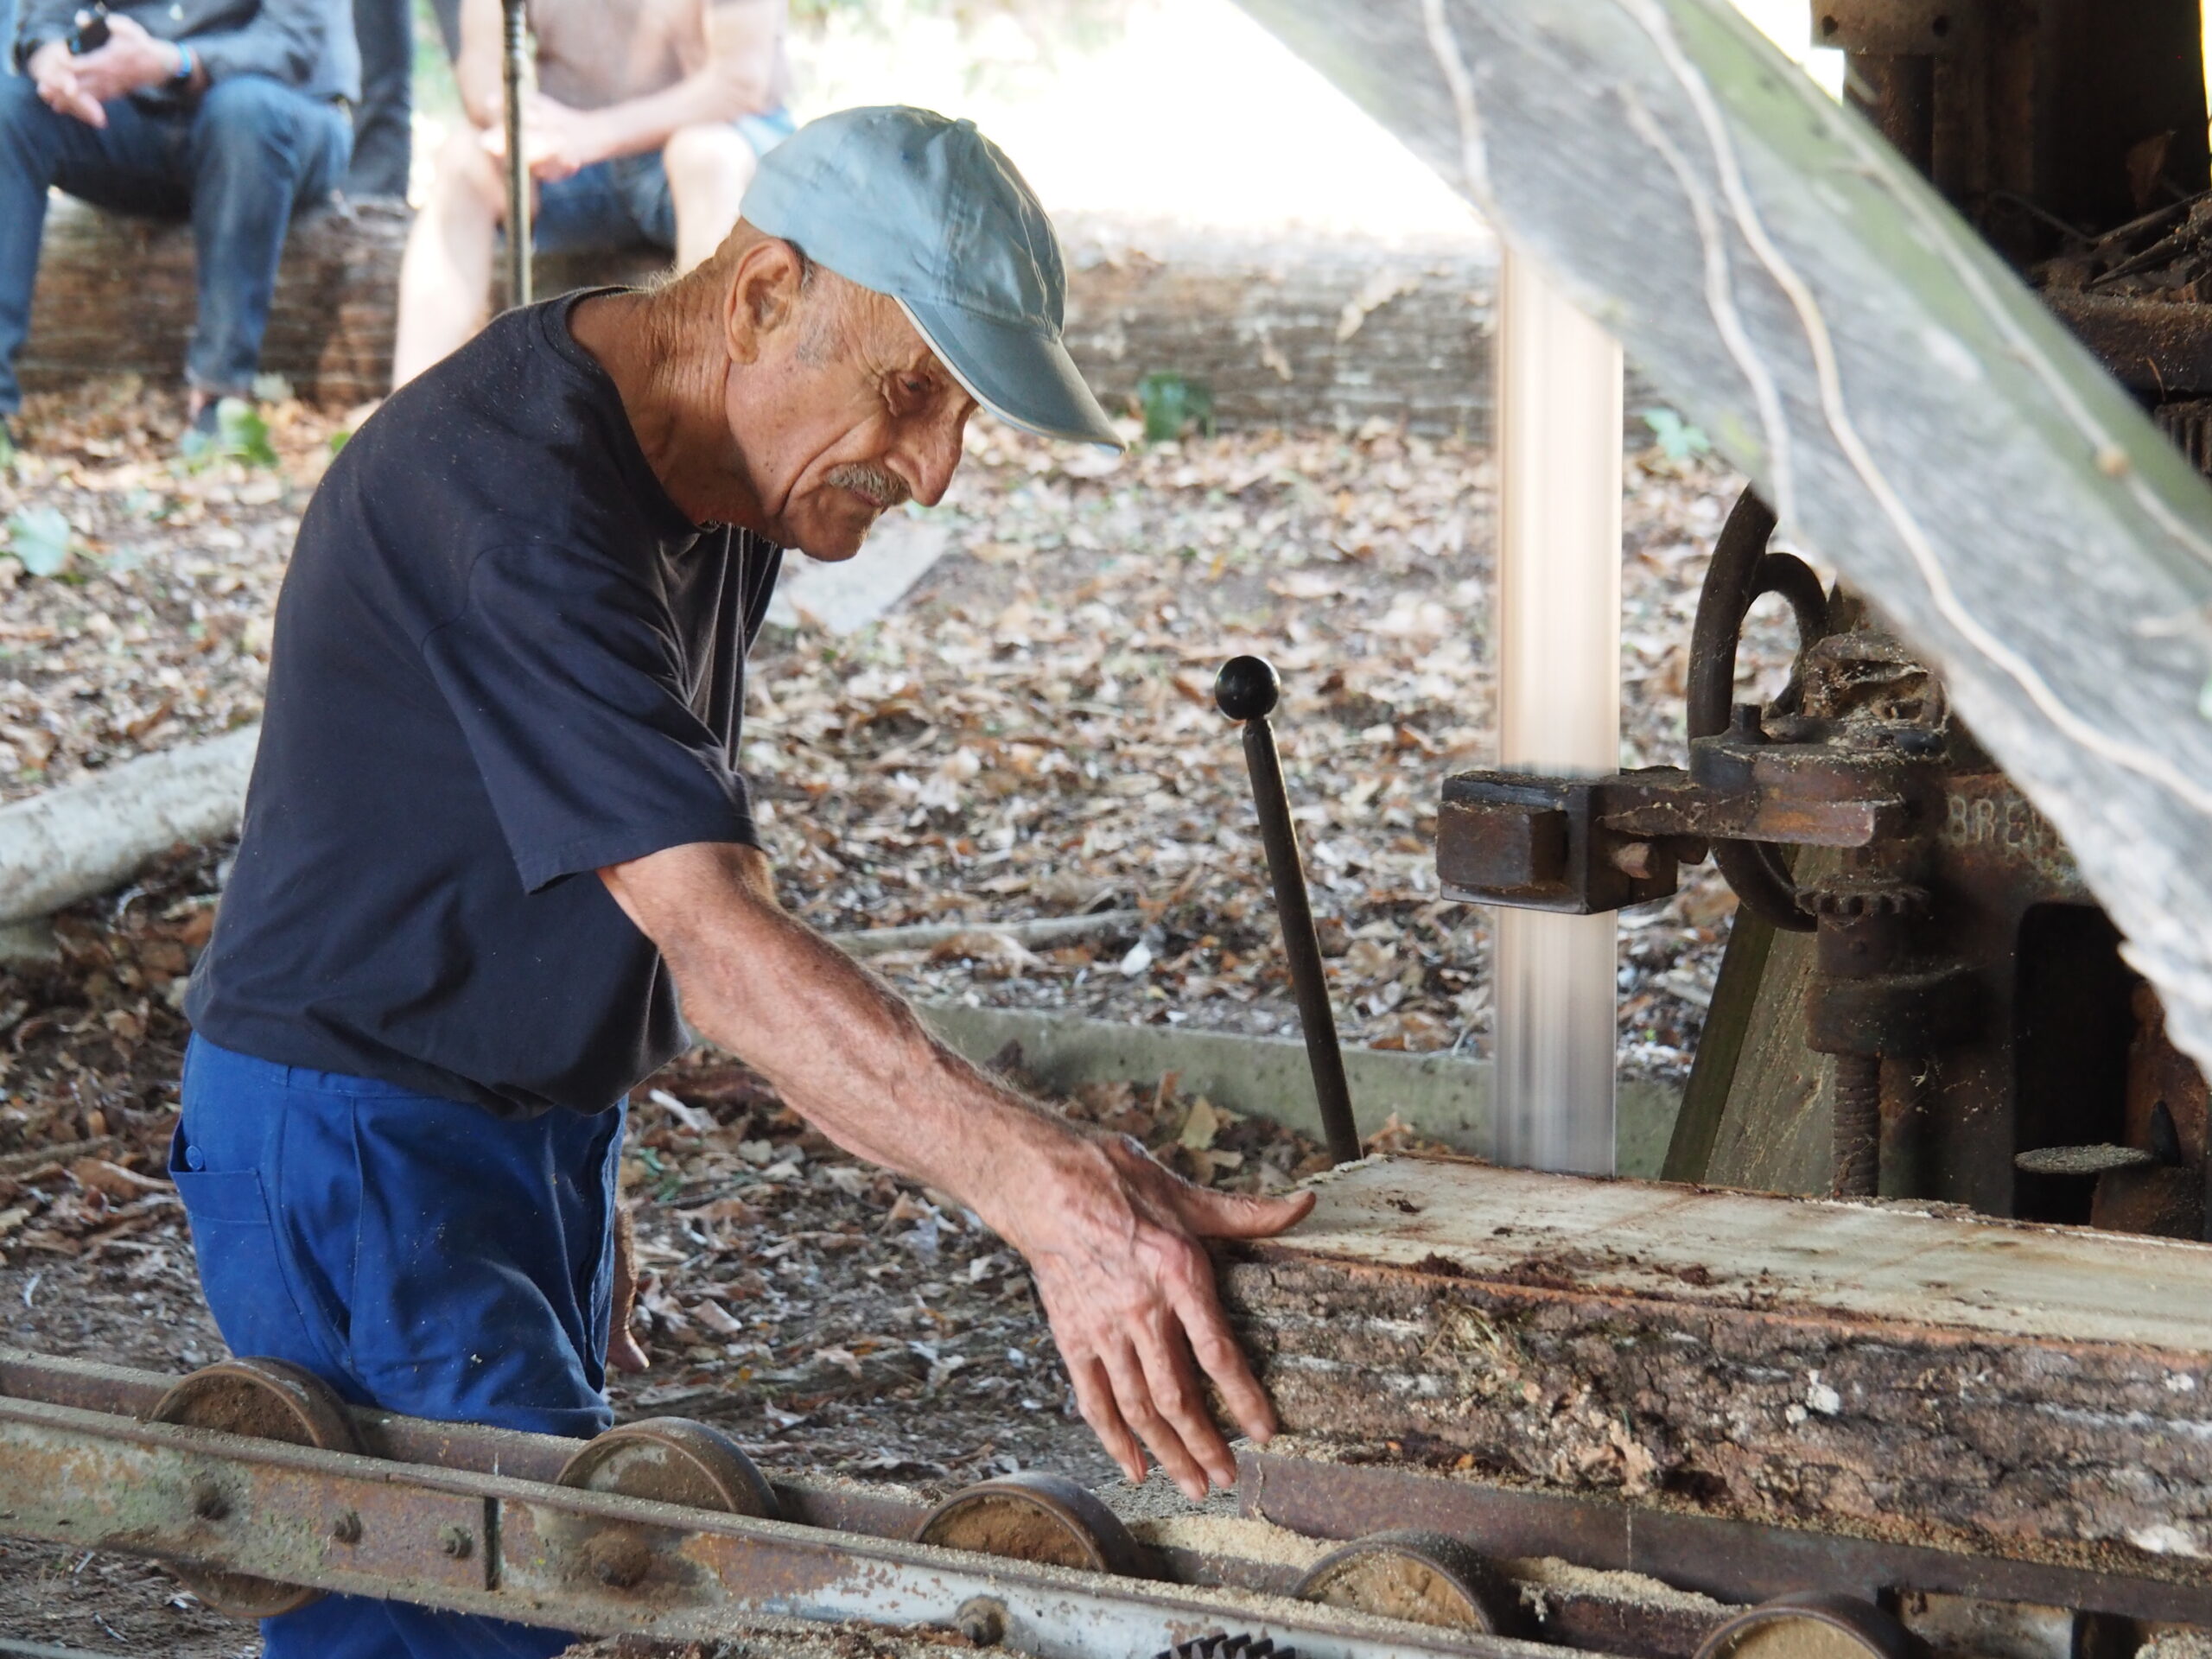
top-left (826, 463), bottom-right (912, 512)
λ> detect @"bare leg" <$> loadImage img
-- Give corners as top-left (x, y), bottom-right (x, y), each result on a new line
top-left (664, 123), bottom-right (758, 273)
top-left (391, 124), bottom-right (505, 389)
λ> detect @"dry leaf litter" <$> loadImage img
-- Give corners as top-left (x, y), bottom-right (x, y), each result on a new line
top-left (0, 378), bottom-right (1789, 1656)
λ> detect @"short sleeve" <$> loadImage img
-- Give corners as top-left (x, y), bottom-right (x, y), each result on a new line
top-left (420, 542), bottom-right (760, 893)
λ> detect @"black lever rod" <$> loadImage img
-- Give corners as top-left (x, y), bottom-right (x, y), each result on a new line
top-left (501, 0), bottom-right (532, 308)
top-left (1215, 656), bottom-right (1363, 1166)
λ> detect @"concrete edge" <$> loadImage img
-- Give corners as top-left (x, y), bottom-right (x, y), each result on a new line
top-left (918, 1001), bottom-right (1681, 1178)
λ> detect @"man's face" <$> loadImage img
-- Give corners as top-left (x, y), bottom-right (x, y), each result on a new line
top-left (727, 272), bottom-right (977, 562)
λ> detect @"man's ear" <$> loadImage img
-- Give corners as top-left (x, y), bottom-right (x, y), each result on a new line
top-left (723, 240), bottom-right (805, 367)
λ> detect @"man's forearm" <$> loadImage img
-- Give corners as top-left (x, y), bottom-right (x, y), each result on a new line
top-left (602, 839), bottom-right (1313, 1500)
top-left (574, 63), bottom-right (773, 163)
top-left (602, 843), bottom-right (1089, 1241)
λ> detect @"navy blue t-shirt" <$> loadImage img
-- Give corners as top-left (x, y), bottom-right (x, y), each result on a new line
top-left (188, 294), bottom-right (784, 1117)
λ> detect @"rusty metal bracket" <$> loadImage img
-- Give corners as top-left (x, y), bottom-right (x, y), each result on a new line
top-left (1812, 1), bottom-right (1971, 55)
top-left (1437, 749), bottom-right (1909, 916)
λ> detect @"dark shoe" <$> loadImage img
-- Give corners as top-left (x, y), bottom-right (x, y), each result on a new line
top-left (189, 400), bottom-right (222, 440)
top-left (0, 415), bottom-right (17, 459)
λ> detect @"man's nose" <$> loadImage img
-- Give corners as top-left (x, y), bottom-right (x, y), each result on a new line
top-left (890, 419), bottom-right (965, 508)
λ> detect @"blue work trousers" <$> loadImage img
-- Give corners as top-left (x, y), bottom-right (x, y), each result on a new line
top-left (173, 1033), bottom-right (626, 1658)
top-left (0, 74), bottom-right (350, 413)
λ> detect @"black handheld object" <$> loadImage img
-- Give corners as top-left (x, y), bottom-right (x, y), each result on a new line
top-left (1215, 655), bottom-right (1363, 1166)
top-left (66, 4), bottom-right (111, 54)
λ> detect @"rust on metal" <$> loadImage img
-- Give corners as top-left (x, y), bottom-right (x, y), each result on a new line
top-left (915, 1471), bottom-right (1154, 1579)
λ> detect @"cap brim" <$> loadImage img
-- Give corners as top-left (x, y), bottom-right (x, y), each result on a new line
top-left (898, 296), bottom-right (1124, 452)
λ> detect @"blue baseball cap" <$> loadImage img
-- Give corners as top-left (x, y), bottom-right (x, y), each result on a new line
top-left (741, 105), bottom-right (1122, 450)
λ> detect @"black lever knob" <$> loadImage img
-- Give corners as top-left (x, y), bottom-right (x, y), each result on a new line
top-left (1213, 654), bottom-right (1281, 723)
top-left (1215, 656), bottom-right (1362, 1167)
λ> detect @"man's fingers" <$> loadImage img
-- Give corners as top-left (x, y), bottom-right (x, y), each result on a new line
top-left (1173, 1274), bottom-right (1279, 1445)
top-left (1173, 1184), bottom-right (1317, 1240)
top-left (1100, 1341), bottom-right (1210, 1500)
top-left (1132, 1313), bottom-right (1236, 1491)
top-left (1066, 1353), bottom-right (1145, 1486)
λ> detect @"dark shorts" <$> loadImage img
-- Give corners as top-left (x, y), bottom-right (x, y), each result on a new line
top-left (534, 106), bottom-right (796, 255)
top-left (173, 1033), bottom-right (626, 1658)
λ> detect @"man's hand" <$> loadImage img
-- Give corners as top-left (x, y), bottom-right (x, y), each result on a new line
top-left (36, 16), bottom-right (182, 123)
top-left (27, 40), bottom-right (105, 127)
top-left (997, 1133), bottom-right (1313, 1499)
top-left (607, 1202), bottom-right (652, 1374)
top-left (480, 92), bottom-right (615, 183)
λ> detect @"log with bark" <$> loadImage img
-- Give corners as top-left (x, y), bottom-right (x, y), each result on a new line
top-left (17, 199), bottom-right (1496, 434)
top-left (1219, 1155), bottom-right (2212, 1580)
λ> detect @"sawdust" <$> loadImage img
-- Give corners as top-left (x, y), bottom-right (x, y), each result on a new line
top-left (2140, 1632), bottom-right (2212, 1659)
top-left (1504, 1554), bottom-right (1732, 1615)
top-left (1128, 1512), bottom-right (1332, 1572)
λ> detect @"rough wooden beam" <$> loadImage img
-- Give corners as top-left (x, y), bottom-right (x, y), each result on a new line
top-left (1219, 1156), bottom-right (2212, 1576)
top-left (1232, 0), bottom-right (2212, 1082)
top-left (17, 200), bottom-right (1496, 433)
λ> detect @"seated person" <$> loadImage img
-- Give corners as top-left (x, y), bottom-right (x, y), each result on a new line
top-left (391, 0), bottom-right (791, 388)
top-left (0, 0), bottom-right (358, 445)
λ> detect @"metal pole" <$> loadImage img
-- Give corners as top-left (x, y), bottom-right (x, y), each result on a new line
top-left (1215, 655), bottom-right (1363, 1166)
top-left (1490, 245), bottom-right (1623, 1176)
top-left (500, 0), bottom-right (531, 308)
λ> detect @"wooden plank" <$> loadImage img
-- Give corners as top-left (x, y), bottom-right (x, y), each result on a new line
top-left (1220, 1156), bottom-right (2212, 1573)
top-left (1230, 0), bottom-right (2212, 1090)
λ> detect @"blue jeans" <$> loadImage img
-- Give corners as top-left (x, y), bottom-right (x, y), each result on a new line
top-left (348, 0), bottom-right (414, 198)
top-left (534, 107), bottom-right (795, 254)
top-left (0, 75), bottom-right (351, 413)
top-left (173, 1034), bottom-right (625, 1659)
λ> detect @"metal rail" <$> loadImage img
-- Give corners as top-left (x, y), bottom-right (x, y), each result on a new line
top-left (1239, 1451), bottom-right (2212, 1628)
top-left (21, 1349), bottom-right (2212, 1649)
top-left (0, 1353), bottom-right (1523, 1659)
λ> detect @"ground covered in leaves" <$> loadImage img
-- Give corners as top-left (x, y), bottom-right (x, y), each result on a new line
top-left (0, 377), bottom-right (1785, 1653)
top-left (0, 842), bottom-right (1361, 1655)
top-left (1, 379), bottom-right (1782, 1088)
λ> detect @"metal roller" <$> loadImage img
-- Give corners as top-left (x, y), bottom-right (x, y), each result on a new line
top-left (913, 1470), bottom-right (1154, 1579)
top-left (147, 1356), bottom-right (364, 1618)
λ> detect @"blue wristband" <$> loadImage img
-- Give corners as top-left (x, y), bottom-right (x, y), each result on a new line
top-left (172, 42), bottom-right (194, 84)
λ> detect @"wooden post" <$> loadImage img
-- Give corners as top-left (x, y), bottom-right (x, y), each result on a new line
top-left (1490, 246), bottom-right (1623, 1175)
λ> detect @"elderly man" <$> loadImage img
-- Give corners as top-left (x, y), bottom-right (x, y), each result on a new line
top-left (180, 106), bottom-right (1311, 1658)
top-left (0, 0), bottom-right (356, 445)
top-left (391, 0), bottom-right (791, 387)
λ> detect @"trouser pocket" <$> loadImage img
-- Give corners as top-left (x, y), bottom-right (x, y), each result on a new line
top-left (168, 1123), bottom-right (295, 1360)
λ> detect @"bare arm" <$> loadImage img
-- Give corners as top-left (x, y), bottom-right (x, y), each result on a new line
top-left (454, 0), bottom-right (505, 130)
top-left (601, 841), bottom-right (1314, 1498)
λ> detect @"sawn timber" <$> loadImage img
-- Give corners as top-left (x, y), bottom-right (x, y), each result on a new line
top-left (1216, 1156), bottom-right (2212, 1582)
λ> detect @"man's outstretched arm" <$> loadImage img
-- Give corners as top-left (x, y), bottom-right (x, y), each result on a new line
top-left (601, 840), bottom-right (1314, 1499)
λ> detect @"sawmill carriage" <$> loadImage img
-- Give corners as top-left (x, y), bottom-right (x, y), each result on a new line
top-left (13, 3), bottom-right (2212, 1656)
